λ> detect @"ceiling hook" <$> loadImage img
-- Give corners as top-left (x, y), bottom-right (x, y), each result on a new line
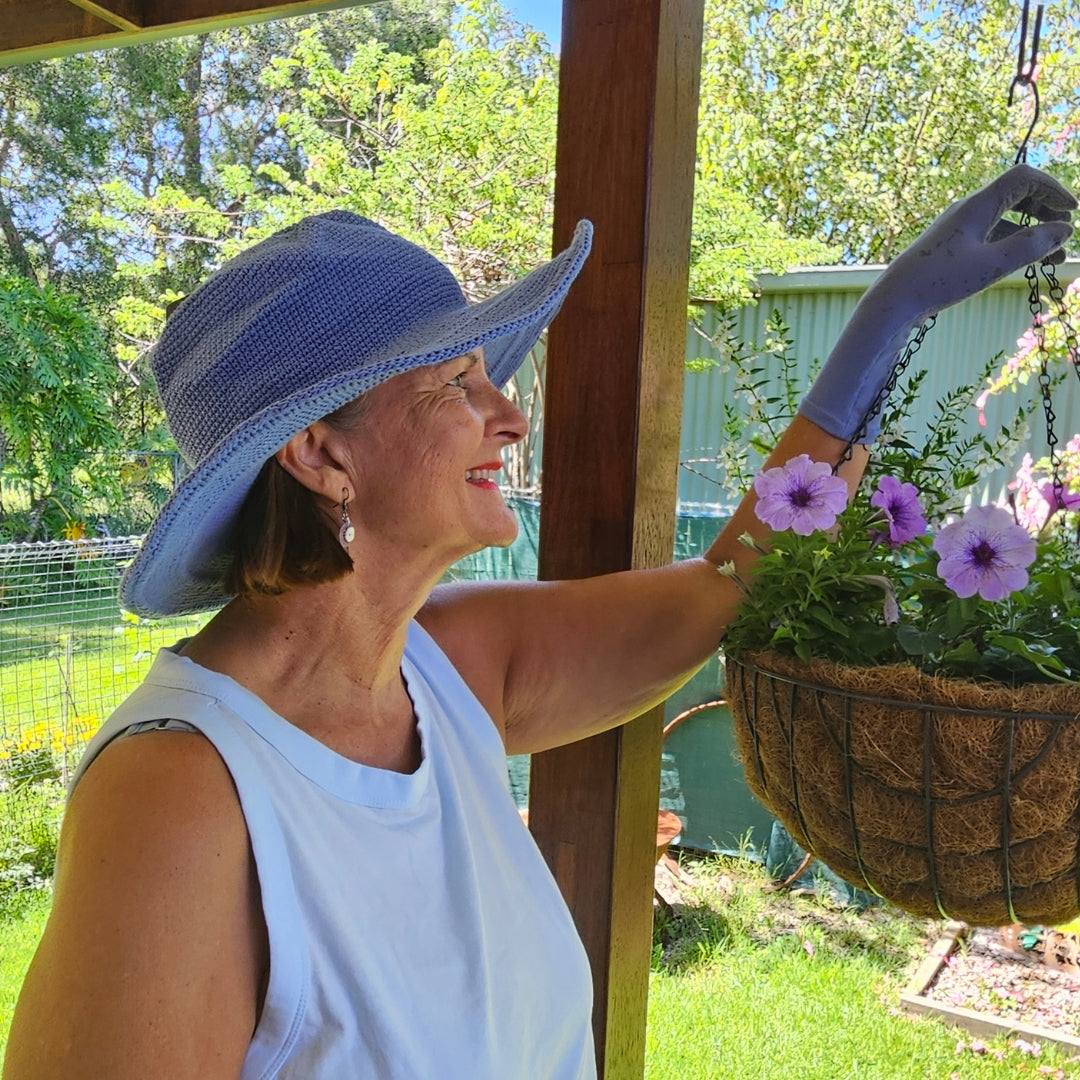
top-left (1008, 0), bottom-right (1044, 163)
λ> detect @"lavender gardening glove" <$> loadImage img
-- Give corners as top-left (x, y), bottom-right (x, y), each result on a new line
top-left (799, 163), bottom-right (1077, 443)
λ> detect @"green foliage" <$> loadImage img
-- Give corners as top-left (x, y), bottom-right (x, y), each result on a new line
top-left (724, 347), bottom-right (1080, 684)
top-left (0, 783), bottom-right (61, 916)
top-left (975, 278), bottom-right (1080, 522)
top-left (0, 2), bottom-right (457, 464)
top-left (873, 362), bottom-right (1043, 521)
top-left (706, 309), bottom-right (806, 494)
top-left (1, 0), bottom-right (1078, 529)
top-left (690, 156), bottom-right (838, 304)
top-left (727, 510), bottom-right (1080, 682)
top-left (647, 857), bottom-right (1079, 1080)
top-left (0, 276), bottom-right (120, 538)
top-left (698, 0), bottom-right (1080, 264)
top-left (0, 892), bottom-right (50, 1049)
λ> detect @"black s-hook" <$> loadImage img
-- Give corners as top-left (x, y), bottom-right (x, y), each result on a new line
top-left (1008, 0), bottom-right (1043, 163)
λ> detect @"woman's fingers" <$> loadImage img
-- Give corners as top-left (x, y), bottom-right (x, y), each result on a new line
top-left (986, 217), bottom-right (1070, 264)
top-left (980, 163), bottom-right (1078, 229)
top-left (1011, 199), bottom-right (1074, 223)
top-left (990, 219), bottom-right (1073, 273)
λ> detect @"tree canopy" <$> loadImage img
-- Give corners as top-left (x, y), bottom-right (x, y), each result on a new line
top-left (0, 0), bottom-right (1077, 537)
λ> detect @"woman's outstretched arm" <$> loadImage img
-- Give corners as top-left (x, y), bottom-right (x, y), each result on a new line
top-left (420, 165), bottom-right (1075, 754)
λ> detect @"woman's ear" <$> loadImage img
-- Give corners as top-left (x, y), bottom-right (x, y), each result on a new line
top-left (275, 421), bottom-right (353, 501)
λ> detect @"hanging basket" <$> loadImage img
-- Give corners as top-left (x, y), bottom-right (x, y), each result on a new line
top-left (725, 649), bottom-right (1080, 926)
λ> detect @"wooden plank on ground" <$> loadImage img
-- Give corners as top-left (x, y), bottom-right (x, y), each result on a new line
top-left (528, 1), bottom-right (704, 1077)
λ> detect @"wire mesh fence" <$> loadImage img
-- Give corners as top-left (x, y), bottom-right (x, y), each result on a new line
top-left (0, 536), bottom-right (206, 787)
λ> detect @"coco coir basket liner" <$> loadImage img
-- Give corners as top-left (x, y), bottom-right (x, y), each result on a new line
top-left (726, 650), bottom-right (1080, 926)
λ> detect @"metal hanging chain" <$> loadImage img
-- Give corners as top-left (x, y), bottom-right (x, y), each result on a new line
top-left (1007, 0), bottom-right (1080, 521)
top-left (1034, 258), bottom-right (1080, 520)
top-left (1038, 261), bottom-right (1080, 388)
top-left (833, 317), bottom-right (937, 472)
top-left (1026, 260), bottom-right (1066, 512)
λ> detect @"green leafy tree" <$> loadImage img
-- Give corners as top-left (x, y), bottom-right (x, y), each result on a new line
top-left (698, 0), bottom-right (1080, 264)
top-left (0, 1), bottom-right (455, 523)
top-left (0, 276), bottom-right (118, 538)
top-left (5, 0), bottom-right (1080, 530)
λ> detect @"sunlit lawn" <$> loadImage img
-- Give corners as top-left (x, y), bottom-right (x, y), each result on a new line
top-left (2, 858), bottom-right (1078, 1077)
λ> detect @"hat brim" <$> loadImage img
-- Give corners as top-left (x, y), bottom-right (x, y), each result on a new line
top-left (120, 221), bottom-right (592, 617)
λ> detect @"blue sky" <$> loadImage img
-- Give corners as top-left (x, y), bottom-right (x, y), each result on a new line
top-left (503, 0), bottom-right (561, 47)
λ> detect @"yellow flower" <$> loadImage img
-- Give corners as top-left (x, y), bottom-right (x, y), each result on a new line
top-left (61, 519), bottom-right (87, 541)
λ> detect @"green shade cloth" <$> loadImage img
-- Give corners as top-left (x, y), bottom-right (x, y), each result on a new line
top-left (460, 499), bottom-right (775, 856)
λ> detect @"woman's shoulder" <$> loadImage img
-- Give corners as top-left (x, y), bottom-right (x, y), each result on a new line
top-left (71, 723), bottom-right (242, 832)
top-left (4, 729), bottom-right (266, 1080)
top-left (63, 727), bottom-right (254, 919)
top-left (417, 584), bottom-right (521, 733)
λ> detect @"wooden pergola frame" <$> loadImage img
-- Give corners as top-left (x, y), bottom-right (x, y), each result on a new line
top-left (0, 2), bottom-right (706, 1075)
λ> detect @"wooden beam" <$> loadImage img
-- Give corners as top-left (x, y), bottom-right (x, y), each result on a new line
top-left (0, 0), bottom-right (369, 67)
top-left (139, 0), bottom-right (355, 24)
top-left (528, 0), bottom-right (704, 1076)
top-left (65, 0), bottom-right (143, 31)
top-left (0, 1), bottom-right (118, 54)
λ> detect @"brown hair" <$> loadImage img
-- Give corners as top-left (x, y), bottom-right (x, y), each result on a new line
top-left (224, 396), bottom-right (368, 598)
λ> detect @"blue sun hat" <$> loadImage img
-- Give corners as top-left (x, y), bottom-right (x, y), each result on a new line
top-left (121, 212), bottom-right (593, 617)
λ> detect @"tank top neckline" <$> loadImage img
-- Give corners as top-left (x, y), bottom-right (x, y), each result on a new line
top-left (147, 626), bottom-right (433, 809)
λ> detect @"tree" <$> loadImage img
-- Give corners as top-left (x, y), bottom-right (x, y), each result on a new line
top-left (4, 0), bottom-right (1080, 536)
top-left (0, 2), bottom-right (456, 535)
top-left (697, 0), bottom-right (1080, 264)
top-left (0, 276), bottom-right (118, 538)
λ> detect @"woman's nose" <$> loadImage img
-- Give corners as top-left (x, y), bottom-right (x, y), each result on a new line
top-left (486, 384), bottom-right (529, 443)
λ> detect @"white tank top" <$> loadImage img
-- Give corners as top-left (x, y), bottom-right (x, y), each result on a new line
top-left (72, 620), bottom-right (596, 1080)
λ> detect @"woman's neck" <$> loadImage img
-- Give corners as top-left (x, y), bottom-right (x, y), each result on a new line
top-left (179, 575), bottom-right (426, 772)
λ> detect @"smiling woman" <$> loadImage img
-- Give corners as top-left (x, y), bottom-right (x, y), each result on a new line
top-left (2, 167), bottom-right (1075, 1080)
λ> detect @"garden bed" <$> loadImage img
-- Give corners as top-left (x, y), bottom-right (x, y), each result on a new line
top-left (902, 921), bottom-right (1080, 1054)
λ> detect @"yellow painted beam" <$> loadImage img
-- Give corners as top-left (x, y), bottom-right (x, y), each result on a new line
top-left (65, 0), bottom-right (143, 32)
top-left (0, 0), bottom-right (373, 68)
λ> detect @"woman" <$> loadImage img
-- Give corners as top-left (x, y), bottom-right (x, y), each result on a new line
top-left (4, 165), bottom-right (1074, 1080)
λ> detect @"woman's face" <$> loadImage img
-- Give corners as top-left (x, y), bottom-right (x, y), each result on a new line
top-left (338, 349), bottom-right (529, 565)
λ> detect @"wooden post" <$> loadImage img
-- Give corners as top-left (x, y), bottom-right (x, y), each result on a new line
top-left (528, 0), bottom-right (704, 1076)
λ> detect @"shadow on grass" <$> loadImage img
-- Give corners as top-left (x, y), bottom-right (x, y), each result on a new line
top-left (652, 855), bottom-right (932, 979)
top-left (653, 902), bottom-right (737, 974)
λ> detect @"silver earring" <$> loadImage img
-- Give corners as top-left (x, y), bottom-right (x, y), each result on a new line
top-left (338, 488), bottom-right (355, 548)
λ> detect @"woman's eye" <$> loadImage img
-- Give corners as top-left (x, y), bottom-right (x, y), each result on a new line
top-left (448, 373), bottom-right (467, 389)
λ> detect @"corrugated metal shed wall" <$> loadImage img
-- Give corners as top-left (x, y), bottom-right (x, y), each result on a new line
top-left (679, 260), bottom-right (1080, 512)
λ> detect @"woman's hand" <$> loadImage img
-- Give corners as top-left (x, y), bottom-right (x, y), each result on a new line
top-left (799, 163), bottom-right (1076, 442)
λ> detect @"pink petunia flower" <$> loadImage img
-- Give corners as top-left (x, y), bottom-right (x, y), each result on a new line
top-left (870, 476), bottom-right (928, 545)
top-left (1009, 453), bottom-right (1053, 534)
top-left (753, 455), bottom-right (849, 536)
top-left (934, 505), bottom-right (1037, 601)
top-left (1037, 481), bottom-right (1080, 515)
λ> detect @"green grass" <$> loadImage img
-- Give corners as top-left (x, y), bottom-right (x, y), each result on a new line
top-left (646, 857), bottom-right (1080, 1079)
top-left (1, 856), bottom-right (1078, 1077)
top-left (1, 615), bottom-right (207, 750)
top-left (0, 893), bottom-right (49, 1061)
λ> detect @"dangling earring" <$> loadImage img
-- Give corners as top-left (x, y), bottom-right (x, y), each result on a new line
top-left (338, 488), bottom-right (355, 548)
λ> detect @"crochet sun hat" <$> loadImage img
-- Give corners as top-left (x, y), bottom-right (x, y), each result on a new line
top-left (120, 211), bottom-right (593, 617)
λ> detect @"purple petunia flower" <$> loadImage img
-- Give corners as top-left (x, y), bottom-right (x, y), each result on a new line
top-left (870, 475), bottom-right (928, 546)
top-left (933, 504), bottom-right (1037, 601)
top-left (753, 454), bottom-right (849, 536)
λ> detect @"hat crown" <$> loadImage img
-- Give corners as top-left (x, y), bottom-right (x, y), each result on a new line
top-left (154, 212), bottom-right (465, 466)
